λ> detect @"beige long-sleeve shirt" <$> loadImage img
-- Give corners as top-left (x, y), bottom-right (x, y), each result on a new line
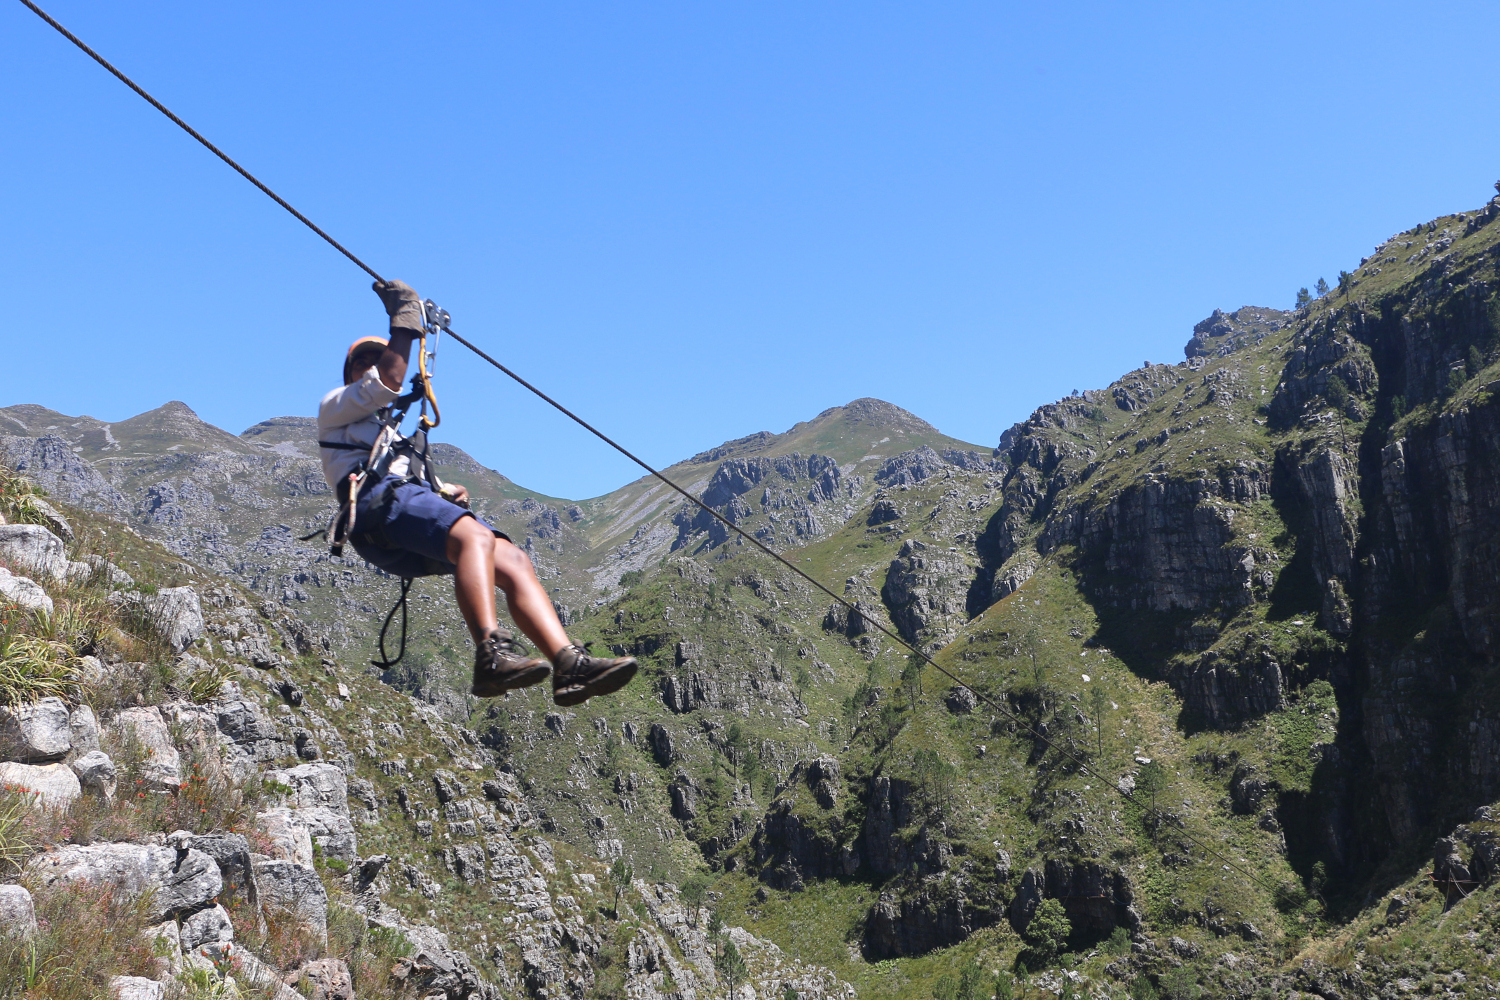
top-left (316, 366), bottom-right (409, 491)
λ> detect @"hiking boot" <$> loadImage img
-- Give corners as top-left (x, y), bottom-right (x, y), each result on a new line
top-left (551, 644), bottom-right (638, 706)
top-left (471, 627), bottom-right (549, 697)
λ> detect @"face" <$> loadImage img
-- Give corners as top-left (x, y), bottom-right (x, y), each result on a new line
top-left (346, 349), bottom-right (383, 383)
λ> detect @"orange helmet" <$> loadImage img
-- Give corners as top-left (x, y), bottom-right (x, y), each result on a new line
top-left (343, 336), bottom-right (388, 383)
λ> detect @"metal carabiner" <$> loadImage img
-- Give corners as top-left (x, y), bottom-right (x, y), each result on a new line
top-left (416, 298), bottom-right (448, 431)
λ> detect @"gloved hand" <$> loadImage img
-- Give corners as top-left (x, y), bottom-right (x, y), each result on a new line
top-left (372, 279), bottom-right (424, 336)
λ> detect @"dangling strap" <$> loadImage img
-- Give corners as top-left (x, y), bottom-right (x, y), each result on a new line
top-left (371, 577), bottom-right (414, 668)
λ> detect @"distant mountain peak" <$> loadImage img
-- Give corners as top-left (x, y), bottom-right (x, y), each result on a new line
top-left (682, 398), bottom-right (971, 470)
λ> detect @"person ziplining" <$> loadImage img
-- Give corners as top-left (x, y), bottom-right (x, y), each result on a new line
top-left (316, 278), bottom-right (637, 706)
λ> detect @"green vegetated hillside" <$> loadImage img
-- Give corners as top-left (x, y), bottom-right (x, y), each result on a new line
top-left (8, 192), bottom-right (1500, 998)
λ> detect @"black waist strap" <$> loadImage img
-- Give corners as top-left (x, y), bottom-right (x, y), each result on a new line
top-left (318, 440), bottom-right (370, 451)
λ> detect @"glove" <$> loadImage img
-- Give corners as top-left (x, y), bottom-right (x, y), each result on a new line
top-left (372, 279), bottom-right (424, 337)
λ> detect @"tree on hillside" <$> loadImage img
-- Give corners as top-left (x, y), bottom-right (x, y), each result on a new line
top-left (708, 909), bottom-right (726, 957)
top-left (608, 857), bottom-right (633, 917)
top-left (911, 747), bottom-right (958, 821)
top-left (1338, 270), bottom-right (1353, 296)
top-left (724, 722), bottom-right (748, 781)
top-left (680, 872), bottom-right (710, 927)
top-left (957, 961), bottom-right (986, 1000)
top-left (900, 656), bottom-right (923, 709)
top-left (1021, 898), bottom-right (1072, 968)
top-left (1089, 685), bottom-right (1109, 759)
top-left (1136, 761), bottom-right (1168, 840)
top-left (1296, 287), bottom-right (1312, 307)
top-left (1325, 374), bottom-right (1349, 413)
top-left (716, 938), bottom-right (747, 998)
top-left (1315, 277), bottom-right (1330, 296)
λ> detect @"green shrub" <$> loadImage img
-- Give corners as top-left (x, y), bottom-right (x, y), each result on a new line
top-left (0, 632), bottom-right (77, 706)
top-left (1021, 898), bottom-right (1072, 968)
top-left (1159, 966), bottom-right (1201, 1000)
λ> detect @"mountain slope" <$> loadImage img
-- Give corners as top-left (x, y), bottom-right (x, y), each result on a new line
top-left (9, 194), bottom-right (1500, 998)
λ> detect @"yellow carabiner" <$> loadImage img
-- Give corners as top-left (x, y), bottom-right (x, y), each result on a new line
top-left (417, 333), bottom-right (441, 431)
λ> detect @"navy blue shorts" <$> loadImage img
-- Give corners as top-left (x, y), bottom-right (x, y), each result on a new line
top-left (350, 475), bottom-right (509, 579)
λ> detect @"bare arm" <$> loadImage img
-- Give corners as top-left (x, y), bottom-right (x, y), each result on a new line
top-left (372, 279), bottom-right (426, 391)
top-left (378, 331), bottom-right (419, 392)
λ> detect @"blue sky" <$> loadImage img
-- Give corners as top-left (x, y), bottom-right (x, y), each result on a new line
top-left (5, 2), bottom-right (1500, 500)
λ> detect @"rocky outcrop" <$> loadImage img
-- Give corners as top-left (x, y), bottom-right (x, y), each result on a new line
top-left (70, 750), bottom-right (118, 798)
top-left (254, 859), bottom-right (328, 944)
top-left (672, 452), bottom-right (859, 552)
top-left (109, 707), bottom-right (182, 791)
top-left (0, 567), bottom-right (52, 612)
top-left (0, 884), bottom-right (36, 938)
top-left (863, 874), bottom-right (1002, 958)
top-left (858, 775), bottom-right (951, 878)
top-left (1184, 306), bottom-right (1290, 359)
top-left (751, 758), bottom-right (856, 888)
top-left (1170, 639), bottom-right (1287, 728)
top-left (882, 538), bottom-right (981, 647)
top-left (262, 762), bottom-right (357, 861)
top-left (1362, 395), bottom-right (1500, 843)
top-left (1050, 467), bottom-right (1271, 615)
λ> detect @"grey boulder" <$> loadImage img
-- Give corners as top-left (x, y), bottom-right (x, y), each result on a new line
top-left (83, 554), bottom-right (134, 588)
top-left (0, 524), bottom-right (67, 581)
top-left (28, 842), bottom-right (222, 922)
top-left (151, 587), bottom-right (205, 654)
top-left (0, 697), bottom-right (71, 762)
top-left (109, 977), bottom-right (166, 1000)
top-left (292, 958), bottom-right (355, 1000)
top-left (0, 568), bottom-right (52, 614)
top-left (191, 833), bottom-right (259, 909)
top-left (254, 807), bottom-right (315, 867)
top-left (68, 704), bottom-right (100, 756)
top-left (263, 762), bottom-right (357, 861)
top-left (0, 884), bottom-right (36, 938)
top-left (21, 497), bottom-right (73, 543)
top-left (179, 903), bottom-right (234, 951)
top-left (254, 859), bottom-right (328, 945)
top-left (108, 707), bottom-right (181, 791)
top-left (70, 750), bottom-right (118, 798)
top-left (0, 762), bottom-right (80, 809)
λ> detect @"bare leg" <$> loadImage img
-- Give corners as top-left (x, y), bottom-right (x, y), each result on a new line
top-left (445, 517), bottom-right (569, 657)
top-left (446, 516), bottom-right (498, 645)
top-left (491, 537), bottom-right (569, 659)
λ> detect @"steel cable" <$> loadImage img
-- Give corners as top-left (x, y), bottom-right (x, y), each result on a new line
top-left (18, 0), bottom-right (1285, 898)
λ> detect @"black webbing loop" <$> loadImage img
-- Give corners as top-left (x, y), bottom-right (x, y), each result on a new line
top-left (371, 577), bottom-right (413, 669)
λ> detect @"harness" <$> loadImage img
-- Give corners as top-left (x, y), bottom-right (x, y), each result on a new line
top-left (306, 298), bottom-right (459, 667)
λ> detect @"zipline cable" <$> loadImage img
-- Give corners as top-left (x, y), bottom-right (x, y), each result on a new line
top-left (17, 0), bottom-right (1284, 899)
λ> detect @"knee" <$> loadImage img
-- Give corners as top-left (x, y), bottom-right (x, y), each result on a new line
top-left (494, 539), bottom-right (535, 577)
top-left (450, 516), bottom-right (493, 555)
